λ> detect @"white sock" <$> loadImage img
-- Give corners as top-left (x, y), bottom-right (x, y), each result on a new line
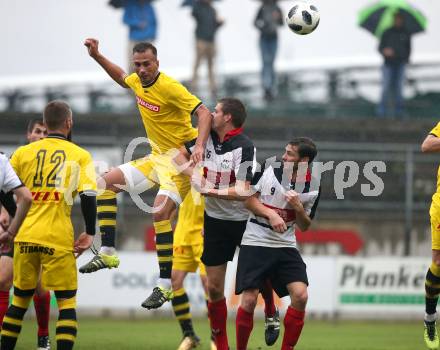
top-left (158, 278), bottom-right (171, 290)
top-left (425, 312), bottom-right (438, 323)
top-left (100, 247), bottom-right (116, 256)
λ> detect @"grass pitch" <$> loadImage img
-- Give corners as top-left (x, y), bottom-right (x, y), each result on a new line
top-left (16, 317), bottom-right (422, 349)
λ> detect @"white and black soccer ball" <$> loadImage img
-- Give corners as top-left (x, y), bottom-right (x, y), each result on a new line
top-left (286, 1), bottom-right (320, 35)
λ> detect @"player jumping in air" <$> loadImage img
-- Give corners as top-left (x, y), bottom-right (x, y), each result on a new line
top-left (81, 39), bottom-right (211, 309)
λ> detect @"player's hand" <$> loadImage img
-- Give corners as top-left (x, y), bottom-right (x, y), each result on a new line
top-left (190, 144), bottom-right (205, 166)
top-left (171, 151), bottom-right (194, 177)
top-left (191, 170), bottom-right (208, 194)
top-left (74, 232), bottom-right (94, 258)
top-left (84, 38), bottom-right (100, 58)
top-left (268, 212), bottom-right (287, 233)
top-left (285, 190), bottom-right (303, 211)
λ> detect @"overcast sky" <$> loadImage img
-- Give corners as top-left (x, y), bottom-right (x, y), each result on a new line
top-left (1, 0), bottom-right (439, 80)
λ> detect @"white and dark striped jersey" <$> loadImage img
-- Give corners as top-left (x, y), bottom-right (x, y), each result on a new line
top-left (186, 129), bottom-right (256, 221)
top-left (0, 153), bottom-right (22, 193)
top-left (241, 158), bottom-right (320, 248)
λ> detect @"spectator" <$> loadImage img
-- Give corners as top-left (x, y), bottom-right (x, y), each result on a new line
top-left (123, 0), bottom-right (157, 72)
top-left (377, 11), bottom-right (412, 118)
top-left (191, 0), bottom-right (224, 100)
top-left (254, 0), bottom-right (283, 102)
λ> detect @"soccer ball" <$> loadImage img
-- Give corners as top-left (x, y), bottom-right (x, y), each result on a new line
top-left (286, 1), bottom-right (320, 35)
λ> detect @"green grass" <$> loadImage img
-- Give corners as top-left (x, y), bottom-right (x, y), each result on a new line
top-left (15, 318), bottom-right (423, 350)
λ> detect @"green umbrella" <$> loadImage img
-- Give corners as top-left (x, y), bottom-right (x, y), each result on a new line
top-left (358, 0), bottom-right (427, 37)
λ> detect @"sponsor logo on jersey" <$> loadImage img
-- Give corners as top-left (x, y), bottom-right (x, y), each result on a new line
top-left (32, 191), bottom-right (61, 202)
top-left (136, 96), bottom-right (160, 112)
top-left (221, 159), bottom-right (231, 170)
top-left (263, 203), bottom-right (296, 222)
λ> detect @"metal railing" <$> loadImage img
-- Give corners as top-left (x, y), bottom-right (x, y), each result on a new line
top-left (1, 63), bottom-right (439, 118)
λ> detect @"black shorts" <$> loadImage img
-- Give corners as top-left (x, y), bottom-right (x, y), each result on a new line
top-left (235, 245), bottom-right (308, 298)
top-left (201, 213), bottom-right (247, 266)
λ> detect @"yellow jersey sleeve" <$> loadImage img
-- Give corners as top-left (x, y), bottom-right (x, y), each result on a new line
top-left (124, 73), bottom-right (139, 90)
top-left (77, 151), bottom-right (97, 194)
top-left (166, 81), bottom-right (202, 115)
top-left (430, 122), bottom-right (440, 138)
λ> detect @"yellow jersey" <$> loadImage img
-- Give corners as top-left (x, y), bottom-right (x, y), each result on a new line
top-left (124, 72), bottom-right (201, 155)
top-left (174, 193), bottom-right (204, 246)
top-left (431, 122), bottom-right (440, 207)
top-left (10, 134), bottom-right (97, 251)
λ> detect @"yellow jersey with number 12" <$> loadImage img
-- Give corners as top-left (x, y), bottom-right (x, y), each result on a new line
top-left (10, 134), bottom-right (97, 251)
top-left (124, 72), bottom-right (201, 155)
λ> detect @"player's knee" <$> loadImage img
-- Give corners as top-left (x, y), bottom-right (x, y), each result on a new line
top-left (432, 250), bottom-right (440, 265)
top-left (293, 289), bottom-right (308, 308)
top-left (0, 265), bottom-right (13, 291)
top-left (240, 292), bottom-right (258, 312)
top-left (171, 276), bottom-right (184, 291)
top-left (207, 283), bottom-right (223, 301)
top-left (153, 208), bottom-right (172, 222)
top-left (0, 277), bottom-right (12, 291)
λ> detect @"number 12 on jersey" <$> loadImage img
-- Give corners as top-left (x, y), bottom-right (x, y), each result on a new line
top-left (33, 149), bottom-right (67, 188)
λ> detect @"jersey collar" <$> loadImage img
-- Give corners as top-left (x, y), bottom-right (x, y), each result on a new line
top-left (47, 133), bottom-right (67, 140)
top-left (223, 127), bottom-right (243, 142)
top-left (278, 163), bottom-right (311, 183)
top-left (291, 169), bottom-right (312, 184)
top-left (142, 72), bottom-right (161, 88)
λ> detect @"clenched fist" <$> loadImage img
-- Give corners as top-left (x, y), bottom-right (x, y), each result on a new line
top-left (84, 38), bottom-right (100, 58)
top-left (285, 190), bottom-right (303, 212)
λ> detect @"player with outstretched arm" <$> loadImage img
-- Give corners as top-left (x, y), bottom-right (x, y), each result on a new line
top-left (81, 38), bottom-right (211, 310)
